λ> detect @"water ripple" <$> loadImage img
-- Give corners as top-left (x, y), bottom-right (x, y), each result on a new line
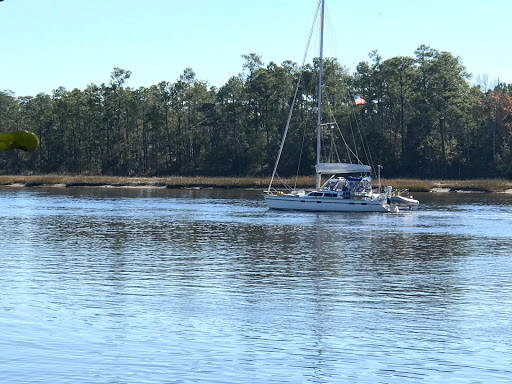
top-left (1, 188), bottom-right (512, 383)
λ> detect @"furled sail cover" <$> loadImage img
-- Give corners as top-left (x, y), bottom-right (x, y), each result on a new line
top-left (316, 162), bottom-right (371, 174)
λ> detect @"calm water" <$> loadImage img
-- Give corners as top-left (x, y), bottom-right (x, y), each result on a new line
top-left (1, 186), bottom-right (512, 383)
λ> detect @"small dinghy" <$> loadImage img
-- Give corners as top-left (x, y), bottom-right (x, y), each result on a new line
top-left (390, 194), bottom-right (420, 207)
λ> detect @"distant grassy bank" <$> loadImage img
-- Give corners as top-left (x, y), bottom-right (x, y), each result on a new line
top-left (0, 175), bottom-right (274, 189)
top-left (1, 175), bottom-right (512, 193)
top-left (384, 178), bottom-right (512, 193)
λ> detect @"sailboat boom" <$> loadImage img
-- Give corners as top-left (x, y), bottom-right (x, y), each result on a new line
top-left (316, 163), bottom-right (371, 174)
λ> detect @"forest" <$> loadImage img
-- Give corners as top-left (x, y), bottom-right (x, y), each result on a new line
top-left (1, 45), bottom-right (511, 180)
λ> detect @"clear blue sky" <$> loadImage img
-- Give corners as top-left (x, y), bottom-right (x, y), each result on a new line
top-left (1, 0), bottom-right (510, 96)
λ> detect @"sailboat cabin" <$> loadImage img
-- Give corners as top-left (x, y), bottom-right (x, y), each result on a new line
top-left (307, 176), bottom-right (374, 200)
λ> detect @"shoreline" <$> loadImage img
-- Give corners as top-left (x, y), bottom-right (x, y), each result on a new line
top-left (1, 175), bottom-right (512, 193)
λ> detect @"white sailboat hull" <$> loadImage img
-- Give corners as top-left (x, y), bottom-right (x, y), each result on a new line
top-left (265, 194), bottom-right (393, 213)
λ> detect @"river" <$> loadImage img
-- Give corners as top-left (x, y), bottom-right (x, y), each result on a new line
top-left (1, 187), bottom-right (511, 383)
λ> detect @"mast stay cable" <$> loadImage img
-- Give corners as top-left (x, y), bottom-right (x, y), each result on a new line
top-left (267, 0), bottom-right (322, 193)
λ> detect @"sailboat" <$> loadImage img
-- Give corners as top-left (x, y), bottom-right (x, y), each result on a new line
top-left (264, 0), bottom-right (418, 213)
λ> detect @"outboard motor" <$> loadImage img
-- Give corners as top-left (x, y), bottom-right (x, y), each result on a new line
top-left (385, 186), bottom-right (393, 205)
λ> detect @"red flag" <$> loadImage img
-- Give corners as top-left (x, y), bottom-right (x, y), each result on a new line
top-left (354, 95), bottom-right (366, 105)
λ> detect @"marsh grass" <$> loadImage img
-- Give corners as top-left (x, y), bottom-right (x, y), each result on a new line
top-left (0, 175), bottom-right (289, 189)
top-left (384, 178), bottom-right (512, 193)
top-left (0, 175), bottom-right (511, 192)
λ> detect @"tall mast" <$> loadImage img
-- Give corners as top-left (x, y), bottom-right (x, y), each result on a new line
top-left (316, 0), bottom-right (325, 190)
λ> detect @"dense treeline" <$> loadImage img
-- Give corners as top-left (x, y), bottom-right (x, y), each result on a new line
top-left (1, 45), bottom-right (512, 179)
